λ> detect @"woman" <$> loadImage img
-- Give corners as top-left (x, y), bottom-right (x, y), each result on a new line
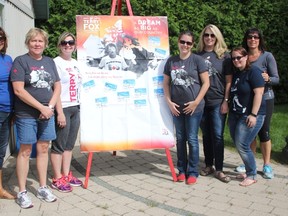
top-left (228, 47), bottom-right (266, 186)
top-left (0, 28), bottom-right (15, 199)
top-left (235, 28), bottom-right (279, 179)
top-left (10, 28), bottom-right (61, 208)
top-left (50, 32), bottom-right (82, 192)
top-left (196, 24), bottom-right (232, 183)
top-left (163, 30), bottom-right (209, 185)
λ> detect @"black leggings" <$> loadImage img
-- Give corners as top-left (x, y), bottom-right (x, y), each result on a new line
top-left (258, 99), bottom-right (274, 142)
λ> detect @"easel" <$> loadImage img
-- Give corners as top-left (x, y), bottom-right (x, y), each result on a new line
top-left (83, 0), bottom-right (177, 189)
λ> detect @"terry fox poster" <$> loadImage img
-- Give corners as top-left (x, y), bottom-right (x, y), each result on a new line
top-left (76, 15), bottom-right (174, 152)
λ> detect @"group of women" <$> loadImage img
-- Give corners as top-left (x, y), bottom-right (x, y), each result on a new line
top-left (163, 25), bottom-right (279, 186)
top-left (0, 24), bottom-right (279, 208)
top-left (0, 27), bottom-right (82, 208)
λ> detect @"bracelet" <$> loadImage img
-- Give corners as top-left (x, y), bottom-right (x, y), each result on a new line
top-left (250, 113), bottom-right (257, 117)
top-left (224, 98), bottom-right (229, 102)
top-left (267, 77), bottom-right (271, 83)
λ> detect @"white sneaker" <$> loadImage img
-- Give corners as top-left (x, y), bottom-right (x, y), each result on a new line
top-left (37, 186), bottom-right (57, 202)
top-left (16, 190), bottom-right (33, 209)
top-left (235, 164), bottom-right (246, 173)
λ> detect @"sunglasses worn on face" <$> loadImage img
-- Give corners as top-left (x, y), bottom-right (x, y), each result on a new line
top-left (232, 56), bottom-right (244, 61)
top-left (179, 40), bottom-right (193, 46)
top-left (204, 33), bottom-right (216, 38)
top-left (0, 35), bottom-right (6, 41)
top-left (247, 35), bottom-right (260, 40)
top-left (60, 40), bottom-right (75, 46)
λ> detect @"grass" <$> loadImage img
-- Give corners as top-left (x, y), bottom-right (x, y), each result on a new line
top-left (224, 103), bottom-right (288, 164)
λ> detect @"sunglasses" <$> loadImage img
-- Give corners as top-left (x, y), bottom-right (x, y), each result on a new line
top-left (231, 56), bottom-right (244, 61)
top-left (204, 33), bottom-right (216, 38)
top-left (179, 40), bottom-right (193, 46)
top-left (60, 40), bottom-right (75, 46)
top-left (247, 35), bottom-right (260, 40)
top-left (0, 35), bottom-right (6, 41)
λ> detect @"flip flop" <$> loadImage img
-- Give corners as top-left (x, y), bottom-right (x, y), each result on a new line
top-left (215, 171), bottom-right (231, 183)
top-left (236, 173), bottom-right (247, 179)
top-left (239, 178), bottom-right (257, 187)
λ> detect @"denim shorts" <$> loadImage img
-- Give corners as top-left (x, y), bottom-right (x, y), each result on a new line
top-left (15, 116), bottom-right (56, 144)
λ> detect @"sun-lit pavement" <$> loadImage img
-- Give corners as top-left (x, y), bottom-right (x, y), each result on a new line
top-left (1, 139), bottom-right (288, 216)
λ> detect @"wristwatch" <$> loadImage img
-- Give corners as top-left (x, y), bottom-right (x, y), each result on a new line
top-left (48, 104), bottom-right (54, 110)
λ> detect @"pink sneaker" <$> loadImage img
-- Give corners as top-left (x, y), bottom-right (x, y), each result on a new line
top-left (186, 176), bottom-right (197, 185)
top-left (51, 176), bottom-right (72, 192)
top-left (65, 171), bottom-right (83, 187)
top-left (177, 173), bottom-right (186, 182)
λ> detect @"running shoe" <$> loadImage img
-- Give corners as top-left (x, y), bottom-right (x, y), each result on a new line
top-left (51, 176), bottom-right (73, 192)
top-left (16, 190), bottom-right (33, 209)
top-left (235, 164), bottom-right (246, 173)
top-left (37, 186), bottom-right (57, 202)
top-left (65, 171), bottom-right (83, 187)
top-left (263, 164), bottom-right (274, 179)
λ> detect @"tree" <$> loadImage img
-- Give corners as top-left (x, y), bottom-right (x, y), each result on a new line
top-left (37, 0), bottom-right (288, 103)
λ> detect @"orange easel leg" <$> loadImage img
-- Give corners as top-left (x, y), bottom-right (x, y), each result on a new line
top-left (84, 152), bottom-right (94, 189)
top-left (165, 148), bottom-right (177, 182)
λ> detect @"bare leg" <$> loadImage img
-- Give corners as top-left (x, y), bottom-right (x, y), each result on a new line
top-left (62, 150), bottom-right (72, 176)
top-left (260, 140), bottom-right (271, 165)
top-left (16, 144), bottom-right (32, 192)
top-left (0, 170), bottom-right (15, 199)
top-left (36, 141), bottom-right (49, 187)
top-left (50, 153), bottom-right (63, 179)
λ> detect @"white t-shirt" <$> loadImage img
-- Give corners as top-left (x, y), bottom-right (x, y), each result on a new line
top-left (54, 56), bottom-right (82, 108)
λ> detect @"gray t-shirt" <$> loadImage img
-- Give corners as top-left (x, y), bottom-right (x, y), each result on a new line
top-left (196, 51), bottom-right (232, 106)
top-left (251, 51), bottom-right (279, 100)
top-left (163, 54), bottom-right (208, 114)
top-left (10, 53), bottom-right (60, 118)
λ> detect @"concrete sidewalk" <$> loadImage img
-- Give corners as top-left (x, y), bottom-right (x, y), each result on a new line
top-left (1, 142), bottom-right (288, 216)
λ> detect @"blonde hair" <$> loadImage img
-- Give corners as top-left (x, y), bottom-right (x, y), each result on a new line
top-left (57, 32), bottom-right (76, 53)
top-left (25, 28), bottom-right (49, 48)
top-left (196, 24), bottom-right (228, 59)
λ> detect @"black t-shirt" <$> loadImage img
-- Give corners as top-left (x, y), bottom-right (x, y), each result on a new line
top-left (10, 53), bottom-right (60, 118)
top-left (230, 65), bottom-right (266, 115)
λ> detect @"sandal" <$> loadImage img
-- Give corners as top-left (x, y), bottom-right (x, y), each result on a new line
top-left (214, 171), bottom-right (231, 183)
top-left (200, 166), bottom-right (215, 176)
top-left (239, 178), bottom-right (257, 187)
top-left (0, 188), bottom-right (16, 199)
top-left (236, 173), bottom-right (247, 179)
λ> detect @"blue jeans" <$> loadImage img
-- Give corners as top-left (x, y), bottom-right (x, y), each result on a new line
top-left (0, 112), bottom-right (12, 169)
top-left (228, 113), bottom-right (265, 179)
top-left (200, 104), bottom-right (226, 171)
top-left (173, 111), bottom-right (203, 177)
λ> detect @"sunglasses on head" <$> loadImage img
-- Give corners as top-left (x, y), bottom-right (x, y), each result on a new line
top-left (231, 56), bottom-right (244, 61)
top-left (179, 40), bottom-right (193, 46)
top-left (60, 40), bottom-right (75, 46)
top-left (247, 35), bottom-right (260, 40)
top-left (204, 33), bottom-right (216, 38)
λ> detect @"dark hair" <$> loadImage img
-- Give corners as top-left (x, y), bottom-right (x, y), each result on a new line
top-left (231, 46), bottom-right (250, 70)
top-left (178, 30), bottom-right (194, 42)
top-left (242, 28), bottom-right (266, 52)
top-left (104, 43), bottom-right (117, 55)
top-left (0, 27), bottom-right (8, 55)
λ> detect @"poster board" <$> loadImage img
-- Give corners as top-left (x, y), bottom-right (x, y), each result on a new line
top-left (76, 15), bottom-right (174, 152)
